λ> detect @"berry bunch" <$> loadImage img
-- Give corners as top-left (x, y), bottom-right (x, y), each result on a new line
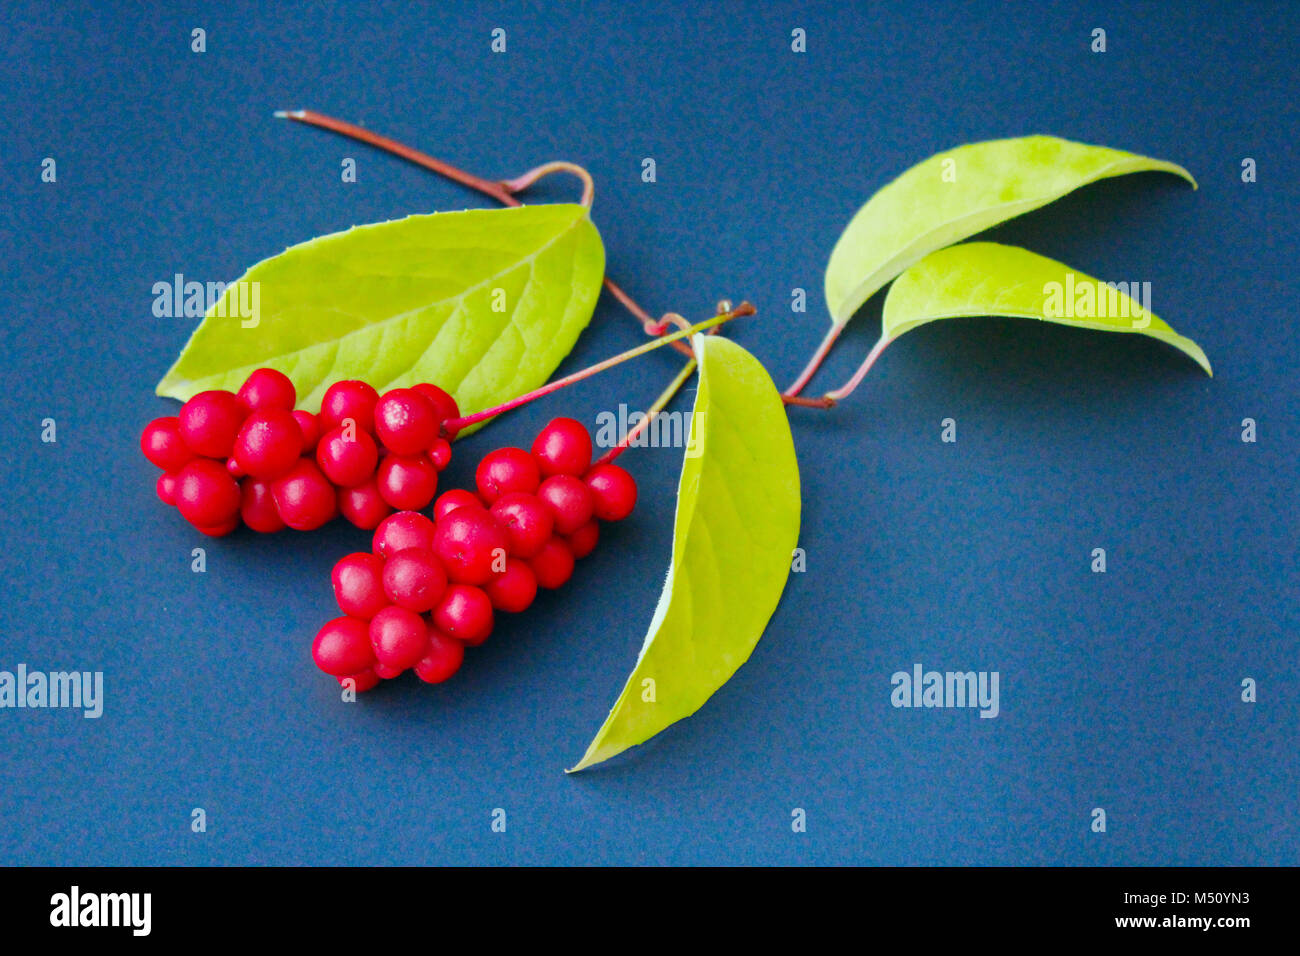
top-left (311, 417), bottom-right (637, 690)
top-left (139, 368), bottom-right (460, 535)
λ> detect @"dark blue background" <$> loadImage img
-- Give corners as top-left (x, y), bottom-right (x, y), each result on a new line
top-left (2, 1), bottom-right (1295, 865)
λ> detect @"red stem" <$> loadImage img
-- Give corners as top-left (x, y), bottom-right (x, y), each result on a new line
top-left (783, 323), bottom-right (843, 396)
top-left (441, 305), bottom-right (750, 433)
top-left (822, 336), bottom-right (891, 403)
top-left (274, 109), bottom-right (693, 358)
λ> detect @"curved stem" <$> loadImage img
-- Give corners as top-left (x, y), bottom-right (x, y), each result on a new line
top-left (274, 108), bottom-right (694, 358)
top-left (596, 357), bottom-right (698, 466)
top-left (273, 110), bottom-right (517, 206)
top-left (650, 312), bottom-right (694, 335)
top-left (821, 335), bottom-right (892, 403)
top-left (441, 306), bottom-right (748, 433)
top-left (782, 322), bottom-right (843, 397)
top-left (500, 161), bottom-right (594, 207)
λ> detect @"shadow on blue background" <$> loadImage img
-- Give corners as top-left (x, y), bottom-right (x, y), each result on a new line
top-left (0, 1), bottom-right (1295, 864)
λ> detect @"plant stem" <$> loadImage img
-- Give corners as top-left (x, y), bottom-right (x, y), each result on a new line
top-left (783, 393), bottom-right (837, 408)
top-left (500, 161), bottom-right (595, 207)
top-left (274, 108), bottom-right (694, 358)
top-left (596, 357), bottom-right (699, 466)
top-left (821, 335), bottom-right (892, 403)
top-left (441, 306), bottom-right (749, 433)
top-left (273, 110), bottom-right (517, 205)
top-left (782, 323), bottom-right (843, 396)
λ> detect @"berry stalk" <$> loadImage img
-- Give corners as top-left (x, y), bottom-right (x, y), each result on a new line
top-left (441, 304), bottom-right (753, 434)
top-left (596, 356), bottom-right (698, 466)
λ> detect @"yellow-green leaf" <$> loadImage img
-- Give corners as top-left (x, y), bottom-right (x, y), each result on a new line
top-left (824, 135), bottom-right (1196, 325)
top-left (569, 335), bottom-right (801, 772)
top-left (156, 204), bottom-right (605, 429)
top-left (879, 242), bottom-right (1211, 374)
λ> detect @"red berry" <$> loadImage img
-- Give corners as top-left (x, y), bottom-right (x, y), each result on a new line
top-left (475, 447), bottom-right (540, 503)
top-left (240, 477), bottom-right (286, 533)
top-left (140, 416), bottom-right (195, 472)
top-left (320, 380), bottom-right (380, 434)
top-left (156, 472), bottom-right (179, 505)
top-left (337, 479), bottom-right (393, 530)
top-left (338, 670), bottom-right (381, 693)
top-left (175, 459), bottom-right (241, 527)
top-left (293, 410), bottom-right (321, 452)
top-left (432, 584), bottom-right (494, 645)
top-left (178, 390), bottom-right (247, 458)
top-left (313, 616), bottom-right (375, 676)
top-left (316, 424), bottom-right (380, 487)
top-left (226, 456), bottom-right (246, 478)
top-left (413, 626), bottom-right (465, 683)
top-left (433, 488), bottom-right (483, 522)
top-left (433, 507), bottom-right (509, 585)
top-left (233, 408), bottom-right (303, 480)
top-left (369, 605), bottom-right (429, 671)
top-left (485, 559), bottom-right (538, 613)
top-left (489, 492), bottom-right (554, 559)
top-left (195, 516), bottom-right (241, 537)
top-left (536, 475), bottom-right (594, 535)
top-left (412, 382), bottom-right (460, 436)
top-left (372, 510), bottom-right (436, 558)
top-left (377, 454), bottom-right (439, 510)
top-left (271, 458), bottom-right (337, 531)
top-left (532, 417), bottom-right (592, 477)
top-left (529, 537), bottom-right (575, 590)
top-left (374, 388), bottom-right (439, 455)
top-left (584, 463), bottom-right (638, 521)
top-left (429, 437), bottom-right (452, 471)
top-left (331, 552), bottom-right (389, 619)
top-left (381, 547), bottom-right (447, 613)
top-left (237, 368), bottom-right (296, 412)
top-left (566, 519), bottom-right (600, 559)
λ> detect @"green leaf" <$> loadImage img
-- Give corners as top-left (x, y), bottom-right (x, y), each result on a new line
top-left (824, 135), bottom-right (1196, 325)
top-left (879, 242), bottom-right (1211, 374)
top-left (156, 204), bottom-right (605, 428)
top-left (569, 335), bottom-right (801, 772)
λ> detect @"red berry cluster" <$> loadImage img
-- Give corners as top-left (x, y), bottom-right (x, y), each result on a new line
top-left (139, 368), bottom-right (460, 536)
top-left (311, 418), bottom-right (638, 690)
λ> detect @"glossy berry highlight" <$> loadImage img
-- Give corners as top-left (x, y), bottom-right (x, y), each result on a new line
top-left (313, 617), bottom-right (376, 677)
top-left (332, 552), bottom-right (389, 620)
top-left (531, 417), bottom-right (592, 477)
top-left (319, 380), bottom-right (380, 434)
top-left (475, 447), bottom-right (540, 503)
top-left (374, 388), bottom-right (439, 456)
top-left (237, 367), bottom-right (296, 412)
top-left (583, 463), bottom-right (637, 521)
top-left (433, 507), bottom-right (509, 586)
top-left (140, 417), bottom-right (195, 472)
top-left (381, 547), bottom-right (448, 613)
top-left (178, 390), bottom-right (246, 459)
